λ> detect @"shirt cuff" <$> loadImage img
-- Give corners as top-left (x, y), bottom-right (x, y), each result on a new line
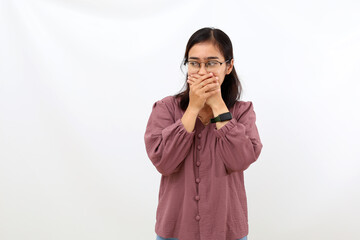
top-left (214, 118), bottom-right (243, 139)
top-left (176, 118), bottom-right (196, 135)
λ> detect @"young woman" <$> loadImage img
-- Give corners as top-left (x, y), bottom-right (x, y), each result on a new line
top-left (144, 27), bottom-right (263, 240)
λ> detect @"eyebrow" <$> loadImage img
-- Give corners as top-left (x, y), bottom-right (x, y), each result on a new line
top-left (188, 56), bottom-right (219, 60)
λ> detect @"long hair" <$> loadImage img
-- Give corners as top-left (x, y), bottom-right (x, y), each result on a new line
top-left (173, 27), bottom-right (242, 111)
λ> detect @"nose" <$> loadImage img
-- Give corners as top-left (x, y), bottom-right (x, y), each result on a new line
top-left (197, 63), bottom-right (207, 75)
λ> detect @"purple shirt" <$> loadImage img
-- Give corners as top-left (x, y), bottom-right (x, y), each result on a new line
top-left (144, 95), bottom-right (263, 240)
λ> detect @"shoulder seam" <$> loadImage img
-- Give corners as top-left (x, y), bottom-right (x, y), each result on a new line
top-left (159, 96), bottom-right (175, 122)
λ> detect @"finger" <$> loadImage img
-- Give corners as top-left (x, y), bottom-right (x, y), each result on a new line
top-left (202, 76), bottom-right (219, 85)
top-left (189, 74), bottom-right (201, 84)
top-left (192, 74), bottom-right (216, 87)
top-left (203, 88), bottom-right (220, 98)
top-left (192, 73), bottom-right (214, 83)
top-left (198, 76), bottom-right (219, 89)
top-left (187, 75), bottom-right (195, 81)
top-left (202, 82), bottom-right (220, 92)
top-left (187, 77), bottom-right (205, 89)
top-left (199, 73), bottom-right (214, 81)
top-left (187, 76), bottom-right (198, 87)
top-left (191, 77), bottom-right (217, 92)
top-left (192, 72), bottom-right (214, 78)
top-left (187, 76), bottom-right (195, 84)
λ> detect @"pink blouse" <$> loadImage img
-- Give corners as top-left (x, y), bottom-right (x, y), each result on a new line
top-left (144, 95), bottom-right (263, 240)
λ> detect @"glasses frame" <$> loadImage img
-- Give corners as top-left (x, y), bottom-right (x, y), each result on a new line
top-left (185, 59), bottom-right (231, 72)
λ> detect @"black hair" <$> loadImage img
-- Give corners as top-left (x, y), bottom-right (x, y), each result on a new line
top-left (173, 27), bottom-right (242, 111)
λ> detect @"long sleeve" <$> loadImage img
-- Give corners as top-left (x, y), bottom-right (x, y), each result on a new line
top-left (144, 99), bottom-right (196, 176)
top-left (214, 101), bottom-right (263, 174)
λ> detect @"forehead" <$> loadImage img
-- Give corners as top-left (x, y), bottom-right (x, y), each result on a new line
top-left (188, 41), bottom-right (223, 59)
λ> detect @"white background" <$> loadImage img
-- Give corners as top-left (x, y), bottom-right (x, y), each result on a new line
top-left (1, 0), bottom-right (360, 239)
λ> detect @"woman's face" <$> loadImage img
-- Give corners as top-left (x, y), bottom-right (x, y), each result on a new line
top-left (187, 41), bottom-right (234, 85)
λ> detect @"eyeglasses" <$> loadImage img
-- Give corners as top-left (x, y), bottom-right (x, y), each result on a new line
top-left (185, 59), bottom-right (230, 73)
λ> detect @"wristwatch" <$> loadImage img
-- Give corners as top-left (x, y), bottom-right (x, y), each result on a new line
top-left (210, 112), bottom-right (232, 123)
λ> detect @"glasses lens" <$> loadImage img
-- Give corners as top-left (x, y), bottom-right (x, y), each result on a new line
top-left (187, 61), bottom-right (198, 73)
top-left (207, 61), bottom-right (220, 69)
top-left (185, 60), bottom-right (223, 73)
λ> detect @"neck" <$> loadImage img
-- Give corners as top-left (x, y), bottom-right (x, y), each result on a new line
top-left (201, 104), bottom-right (211, 111)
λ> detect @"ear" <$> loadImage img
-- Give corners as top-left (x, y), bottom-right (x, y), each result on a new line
top-left (226, 58), bottom-right (234, 75)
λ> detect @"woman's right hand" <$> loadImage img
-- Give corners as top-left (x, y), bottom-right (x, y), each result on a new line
top-left (187, 72), bottom-right (220, 112)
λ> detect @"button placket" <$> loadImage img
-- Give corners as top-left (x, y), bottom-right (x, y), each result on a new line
top-left (194, 130), bottom-right (202, 222)
top-left (196, 132), bottom-right (202, 167)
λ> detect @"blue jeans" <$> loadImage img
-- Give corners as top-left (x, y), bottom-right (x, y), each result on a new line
top-left (156, 234), bottom-right (248, 240)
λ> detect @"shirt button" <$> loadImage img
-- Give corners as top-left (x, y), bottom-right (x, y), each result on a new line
top-left (197, 145), bottom-right (201, 150)
top-left (195, 215), bottom-right (201, 221)
top-left (197, 133), bottom-right (202, 138)
top-left (196, 161), bottom-right (201, 167)
top-left (195, 178), bottom-right (201, 183)
top-left (195, 195), bottom-right (200, 201)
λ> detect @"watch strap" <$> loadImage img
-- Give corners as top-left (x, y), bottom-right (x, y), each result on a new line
top-left (210, 112), bottom-right (232, 123)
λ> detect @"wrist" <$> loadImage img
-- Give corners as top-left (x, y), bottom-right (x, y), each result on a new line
top-left (187, 104), bottom-right (201, 115)
top-left (211, 101), bottom-right (228, 116)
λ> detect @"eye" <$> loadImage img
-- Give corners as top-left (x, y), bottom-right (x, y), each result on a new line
top-left (207, 61), bottom-right (218, 67)
top-left (189, 61), bottom-right (200, 67)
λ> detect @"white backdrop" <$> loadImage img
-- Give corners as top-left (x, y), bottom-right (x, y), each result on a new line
top-left (1, 0), bottom-right (360, 239)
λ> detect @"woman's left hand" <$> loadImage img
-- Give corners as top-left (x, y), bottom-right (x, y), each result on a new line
top-left (187, 73), bottom-right (223, 108)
